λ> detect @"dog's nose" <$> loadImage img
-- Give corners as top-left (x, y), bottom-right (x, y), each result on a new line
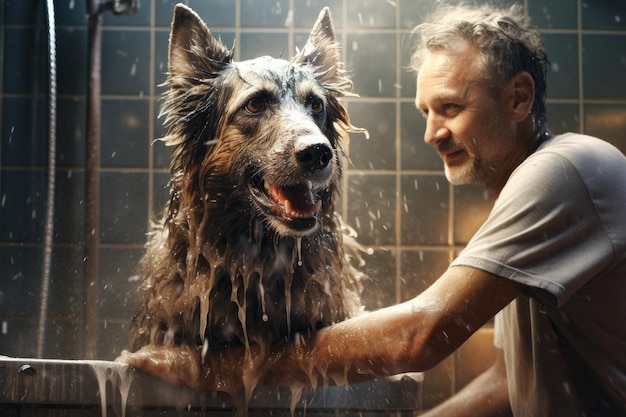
top-left (296, 143), bottom-right (333, 171)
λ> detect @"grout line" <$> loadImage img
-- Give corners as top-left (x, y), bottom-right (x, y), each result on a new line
top-left (394, 0), bottom-right (403, 304)
top-left (288, 0), bottom-right (294, 57)
top-left (577, 0), bottom-right (585, 133)
top-left (0, 4), bottom-right (4, 193)
top-left (147, 0), bottom-right (156, 229)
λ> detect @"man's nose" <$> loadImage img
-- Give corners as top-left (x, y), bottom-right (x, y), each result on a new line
top-left (423, 115), bottom-right (450, 146)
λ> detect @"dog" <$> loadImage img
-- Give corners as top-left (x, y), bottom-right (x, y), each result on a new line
top-left (120, 3), bottom-right (367, 406)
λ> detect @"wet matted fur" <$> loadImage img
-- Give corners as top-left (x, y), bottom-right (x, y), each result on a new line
top-left (125, 2), bottom-right (367, 376)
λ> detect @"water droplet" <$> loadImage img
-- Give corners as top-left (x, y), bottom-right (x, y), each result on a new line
top-left (284, 9), bottom-right (293, 26)
top-left (296, 236), bottom-right (303, 266)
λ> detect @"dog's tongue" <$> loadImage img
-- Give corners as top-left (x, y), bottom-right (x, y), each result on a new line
top-left (267, 183), bottom-right (321, 218)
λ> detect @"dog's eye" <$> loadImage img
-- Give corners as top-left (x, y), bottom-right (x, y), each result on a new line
top-left (245, 98), bottom-right (265, 114)
top-left (309, 97), bottom-right (324, 114)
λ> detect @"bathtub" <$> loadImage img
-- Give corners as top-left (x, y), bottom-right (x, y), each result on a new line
top-left (0, 356), bottom-right (422, 416)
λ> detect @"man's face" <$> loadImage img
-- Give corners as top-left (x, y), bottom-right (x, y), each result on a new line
top-left (415, 42), bottom-right (519, 193)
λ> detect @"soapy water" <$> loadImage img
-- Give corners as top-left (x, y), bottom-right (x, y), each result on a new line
top-left (90, 360), bottom-right (218, 416)
top-left (88, 360), bottom-right (135, 417)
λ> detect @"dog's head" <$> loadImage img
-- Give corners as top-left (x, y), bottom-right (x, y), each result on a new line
top-left (159, 4), bottom-right (364, 237)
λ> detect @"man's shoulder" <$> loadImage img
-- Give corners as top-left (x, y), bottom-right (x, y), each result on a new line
top-left (539, 132), bottom-right (624, 163)
top-left (525, 132), bottom-right (626, 181)
top-left (504, 132), bottom-right (626, 214)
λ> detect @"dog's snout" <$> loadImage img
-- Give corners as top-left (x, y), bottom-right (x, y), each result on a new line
top-left (296, 143), bottom-right (333, 171)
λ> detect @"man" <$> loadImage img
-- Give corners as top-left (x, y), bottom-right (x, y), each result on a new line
top-left (406, 6), bottom-right (626, 416)
top-left (124, 5), bottom-right (626, 416)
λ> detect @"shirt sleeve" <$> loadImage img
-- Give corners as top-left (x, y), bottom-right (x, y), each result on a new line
top-left (451, 151), bottom-right (614, 308)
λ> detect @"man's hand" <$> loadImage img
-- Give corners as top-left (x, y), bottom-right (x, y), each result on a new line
top-left (117, 343), bottom-right (252, 394)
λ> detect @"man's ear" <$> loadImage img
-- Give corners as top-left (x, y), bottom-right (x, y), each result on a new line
top-left (510, 72), bottom-right (535, 122)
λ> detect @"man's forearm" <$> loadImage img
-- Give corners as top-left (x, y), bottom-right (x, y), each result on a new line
top-left (258, 299), bottom-right (441, 387)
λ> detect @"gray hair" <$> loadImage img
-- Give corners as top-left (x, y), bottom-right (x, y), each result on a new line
top-left (411, 4), bottom-right (549, 129)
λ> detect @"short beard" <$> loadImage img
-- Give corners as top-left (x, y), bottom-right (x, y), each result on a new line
top-left (443, 143), bottom-right (483, 186)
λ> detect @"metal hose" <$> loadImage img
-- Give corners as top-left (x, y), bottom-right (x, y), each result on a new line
top-left (37, 0), bottom-right (57, 359)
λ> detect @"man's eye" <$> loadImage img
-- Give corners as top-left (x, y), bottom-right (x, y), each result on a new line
top-left (443, 103), bottom-right (460, 113)
top-left (245, 98), bottom-right (265, 113)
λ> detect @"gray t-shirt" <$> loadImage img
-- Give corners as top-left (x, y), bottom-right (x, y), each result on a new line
top-left (451, 133), bottom-right (626, 416)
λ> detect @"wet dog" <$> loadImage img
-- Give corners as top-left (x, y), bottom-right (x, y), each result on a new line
top-left (121, 3), bottom-right (366, 401)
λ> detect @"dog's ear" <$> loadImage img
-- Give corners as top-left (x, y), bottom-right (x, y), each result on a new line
top-left (168, 4), bottom-right (232, 78)
top-left (293, 8), bottom-right (349, 89)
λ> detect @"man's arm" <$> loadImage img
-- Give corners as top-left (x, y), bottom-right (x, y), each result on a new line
top-left (257, 265), bottom-right (519, 387)
top-left (419, 348), bottom-right (512, 417)
top-left (121, 266), bottom-right (520, 391)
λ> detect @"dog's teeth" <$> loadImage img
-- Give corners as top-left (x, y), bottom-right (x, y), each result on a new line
top-left (282, 198), bottom-right (322, 218)
top-left (263, 180), bottom-right (271, 192)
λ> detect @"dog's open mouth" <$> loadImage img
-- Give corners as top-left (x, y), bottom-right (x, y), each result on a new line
top-left (250, 175), bottom-right (326, 232)
top-left (264, 180), bottom-right (322, 218)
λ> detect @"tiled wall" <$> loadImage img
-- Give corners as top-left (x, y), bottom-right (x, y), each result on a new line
top-left (1, 0), bottom-right (625, 411)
